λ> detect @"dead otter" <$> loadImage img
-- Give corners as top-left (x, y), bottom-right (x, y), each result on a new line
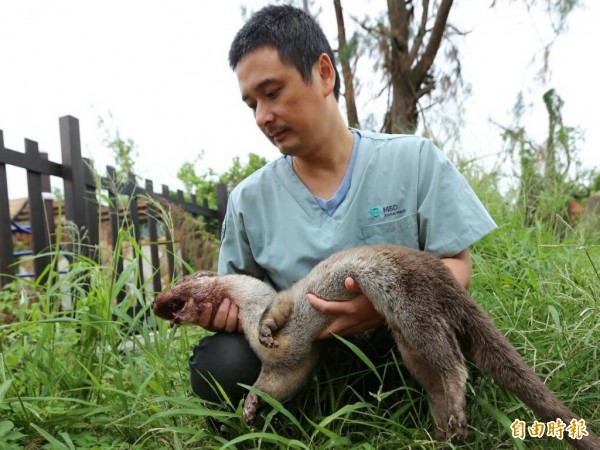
top-left (153, 245), bottom-right (599, 449)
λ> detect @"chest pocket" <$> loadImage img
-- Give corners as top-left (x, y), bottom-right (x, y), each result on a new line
top-left (361, 213), bottom-right (419, 248)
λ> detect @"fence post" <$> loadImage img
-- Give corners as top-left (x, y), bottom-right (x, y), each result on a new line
top-left (126, 172), bottom-right (146, 303)
top-left (161, 184), bottom-right (176, 282)
top-left (59, 115), bottom-right (89, 258)
top-left (125, 172), bottom-right (150, 325)
top-left (106, 166), bottom-right (126, 304)
top-left (145, 179), bottom-right (163, 293)
top-left (0, 130), bottom-right (15, 285)
top-left (40, 153), bottom-right (56, 248)
top-left (216, 183), bottom-right (228, 236)
top-left (25, 139), bottom-right (51, 284)
top-left (82, 158), bottom-right (100, 263)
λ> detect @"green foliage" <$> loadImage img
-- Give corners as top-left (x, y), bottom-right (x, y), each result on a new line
top-left (1, 159), bottom-right (599, 448)
top-left (500, 89), bottom-right (593, 233)
top-left (177, 151), bottom-right (217, 203)
top-left (98, 114), bottom-right (139, 184)
top-left (220, 153), bottom-right (269, 192)
top-left (516, 0), bottom-right (581, 33)
top-left (591, 172), bottom-right (600, 194)
top-left (174, 151), bottom-right (267, 262)
top-left (0, 224), bottom-right (210, 448)
top-left (177, 152), bottom-right (268, 208)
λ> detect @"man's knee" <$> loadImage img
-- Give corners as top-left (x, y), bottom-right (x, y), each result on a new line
top-left (188, 333), bottom-right (261, 404)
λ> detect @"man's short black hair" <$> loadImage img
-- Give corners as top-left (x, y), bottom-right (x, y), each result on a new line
top-left (229, 4), bottom-right (341, 101)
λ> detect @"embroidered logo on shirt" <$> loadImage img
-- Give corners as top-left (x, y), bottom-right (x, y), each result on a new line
top-left (369, 207), bottom-right (382, 218)
top-left (369, 204), bottom-right (405, 218)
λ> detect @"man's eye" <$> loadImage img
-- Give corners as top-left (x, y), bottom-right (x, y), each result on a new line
top-left (266, 89), bottom-right (279, 99)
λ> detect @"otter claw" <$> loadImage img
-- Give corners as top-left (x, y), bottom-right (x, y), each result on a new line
top-left (259, 331), bottom-right (278, 348)
top-left (243, 392), bottom-right (260, 424)
top-left (258, 318), bottom-right (279, 347)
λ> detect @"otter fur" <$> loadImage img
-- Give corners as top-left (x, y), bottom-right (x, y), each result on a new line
top-left (152, 245), bottom-right (599, 449)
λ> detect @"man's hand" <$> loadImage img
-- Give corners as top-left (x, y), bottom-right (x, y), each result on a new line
top-left (307, 277), bottom-right (384, 340)
top-left (198, 298), bottom-right (243, 333)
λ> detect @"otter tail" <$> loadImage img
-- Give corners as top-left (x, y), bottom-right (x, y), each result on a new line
top-left (468, 307), bottom-right (600, 450)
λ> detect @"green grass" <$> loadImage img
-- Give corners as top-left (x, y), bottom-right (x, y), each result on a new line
top-left (1, 184), bottom-right (599, 449)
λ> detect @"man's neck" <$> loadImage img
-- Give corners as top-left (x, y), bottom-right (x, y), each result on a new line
top-left (291, 127), bottom-right (355, 199)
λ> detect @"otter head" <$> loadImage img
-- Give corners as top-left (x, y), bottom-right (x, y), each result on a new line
top-left (152, 271), bottom-right (219, 325)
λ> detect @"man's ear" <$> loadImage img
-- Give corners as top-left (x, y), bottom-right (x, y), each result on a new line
top-left (316, 53), bottom-right (336, 97)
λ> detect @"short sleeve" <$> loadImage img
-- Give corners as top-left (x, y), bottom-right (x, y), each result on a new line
top-left (217, 197), bottom-right (265, 278)
top-left (416, 140), bottom-right (496, 256)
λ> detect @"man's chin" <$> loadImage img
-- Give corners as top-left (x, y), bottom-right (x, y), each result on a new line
top-left (264, 133), bottom-right (299, 156)
top-left (278, 147), bottom-right (299, 157)
top-left (272, 141), bottom-right (297, 156)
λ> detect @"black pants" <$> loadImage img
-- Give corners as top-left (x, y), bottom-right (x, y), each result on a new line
top-left (188, 326), bottom-right (407, 406)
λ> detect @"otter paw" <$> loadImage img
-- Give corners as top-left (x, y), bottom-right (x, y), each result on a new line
top-left (448, 415), bottom-right (468, 441)
top-left (243, 392), bottom-right (260, 424)
top-left (259, 332), bottom-right (278, 348)
top-left (434, 428), bottom-right (447, 442)
top-left (259, 318), bottom-right (279, 348)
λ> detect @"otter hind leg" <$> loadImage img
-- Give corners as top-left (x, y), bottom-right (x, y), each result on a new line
top-left (258, 295), bottom-right (294, 348)
top-left (243, 353), bottom-right (318, 424)
top-left (393, 332), bottom-right (469, 442)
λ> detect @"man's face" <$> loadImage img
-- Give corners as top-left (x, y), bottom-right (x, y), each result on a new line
top-left (235, 46), bottom-right (326, 156)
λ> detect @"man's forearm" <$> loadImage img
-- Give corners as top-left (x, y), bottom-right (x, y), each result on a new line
top-left (440, 249), bottom-right (473, 289)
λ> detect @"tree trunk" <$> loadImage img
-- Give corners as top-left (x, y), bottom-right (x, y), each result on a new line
top-left (543, 88), bottom-right (561, 183)
top-left (333, 0), bottom-right (360, 128)
top-left (385, 0), bottom-right (453, 134)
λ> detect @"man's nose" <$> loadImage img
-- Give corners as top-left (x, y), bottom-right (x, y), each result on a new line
top-left (255, 102), bottom-right (274, 129)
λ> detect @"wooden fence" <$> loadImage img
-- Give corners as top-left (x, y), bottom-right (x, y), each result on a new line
top-left (0, 116), bottom-right (227, 297)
